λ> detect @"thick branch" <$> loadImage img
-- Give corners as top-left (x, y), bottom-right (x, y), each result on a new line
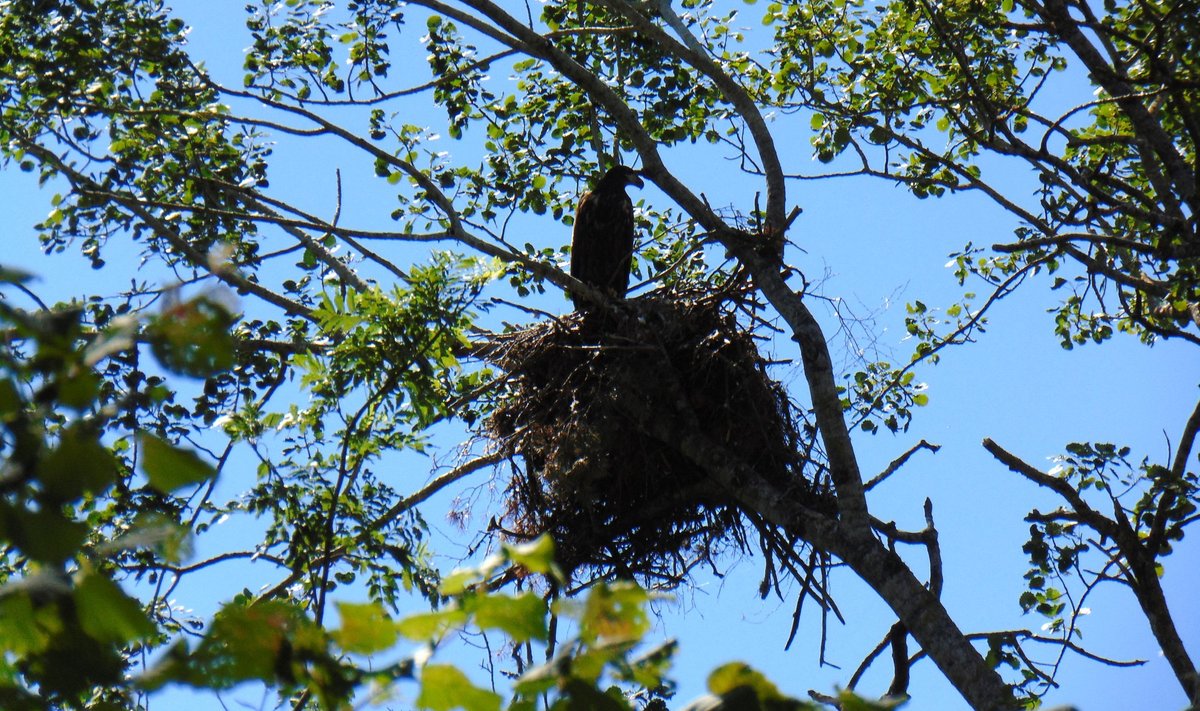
top-left (1032, 0), bottom-right (1196, 208)
top-left (1171, 395), bottom-right (1200, 480)
top-left (728, 239), bottom-right (870, 527)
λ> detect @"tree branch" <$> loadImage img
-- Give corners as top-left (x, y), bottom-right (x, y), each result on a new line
top-left (865, 440), bottom-right (941, 492)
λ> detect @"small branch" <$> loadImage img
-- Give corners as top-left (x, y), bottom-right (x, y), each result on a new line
top-left (848, 631), bottom-right (892, 691)
top-left (906, 628), bottom-right (1146, 669)
top-left (255, 452), bottom-right (504, 605)
top-left (865, 440), bottom-right (941, 491)
top-left (371, 451), bottom-right (506, 533)
top-left (808, 689), bottom-right (840, 708)
top-left (1060, 244), bottom-right (1170, 297)
top-left (924, 498), bottom-right (944, 598)
top-left (151, 550), bottom-right (289, 575)
top-left (886, 621), bottom-right (910, 698)
top-left (992, 231), bottom-right (1158, 255)
top-left (13, 137), bottom-right (314, 321)
top-left (983, 438), bottom-right (1117, 539)
top-left (1009, 635), bottom-right (1061, 689)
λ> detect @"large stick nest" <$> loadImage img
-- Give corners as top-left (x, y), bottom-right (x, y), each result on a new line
top-left (483, 290), bottom-right (833, 585)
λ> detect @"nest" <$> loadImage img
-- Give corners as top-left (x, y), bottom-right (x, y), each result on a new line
top-left (483, 290), bottom-right (832, 585)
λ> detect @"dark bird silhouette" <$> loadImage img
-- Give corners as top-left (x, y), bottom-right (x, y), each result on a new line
top-left (569, 165), bottom-right (644, 310)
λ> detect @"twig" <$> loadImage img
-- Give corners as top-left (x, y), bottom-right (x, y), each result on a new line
top-left (865, 440), bottom-right (941, 491)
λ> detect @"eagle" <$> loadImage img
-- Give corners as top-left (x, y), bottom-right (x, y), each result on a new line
top-left (569, 165), bottom-right (644, 311)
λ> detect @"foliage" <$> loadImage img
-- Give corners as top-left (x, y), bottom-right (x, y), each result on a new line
top-left (0, 278), bottom-right (224, 708)
top-left (0, 0), bottom-right (1196, 709)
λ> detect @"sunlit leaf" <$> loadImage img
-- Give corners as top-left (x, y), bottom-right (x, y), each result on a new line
top-left (148, 295), bottom-right (237, 378)
top-left (580, 582), bottom-right (649, 647)
top-left (468, 592), bottom-right (547, 643)
top-left (333, 601), bottom-right (399, 655)
top-left (504, 535), bottom-right (561, 578)
top-left (396, 607), bottom-right (469, 641)
top-left (417, 664), bottom-right (502, 711)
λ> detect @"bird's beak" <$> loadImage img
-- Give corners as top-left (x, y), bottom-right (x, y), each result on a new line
top-left (630, 172), bottom-right (645, 189)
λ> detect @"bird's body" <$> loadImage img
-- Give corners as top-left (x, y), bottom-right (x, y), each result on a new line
top-left (570, 165), bottom-right (644, 310)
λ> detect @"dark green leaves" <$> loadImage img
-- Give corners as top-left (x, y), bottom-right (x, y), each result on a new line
top-left (0, 503), bottom-right (89, 565)
top-left (705, 662), bottom-right (814, 710)
top-left (75, 572), bottom-right (157, 644)
top-left (39, 425), bottom-right (118, 503)
top-left (147, 294), bottom-right (238, 379)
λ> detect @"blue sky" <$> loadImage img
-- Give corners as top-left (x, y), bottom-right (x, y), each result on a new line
top-left (1, 1), bottom-right (1197, 709)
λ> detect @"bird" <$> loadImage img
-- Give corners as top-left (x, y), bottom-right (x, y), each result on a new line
top-left (569, 165), bottom-right (644, 311)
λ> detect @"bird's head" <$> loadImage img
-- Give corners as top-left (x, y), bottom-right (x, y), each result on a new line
top-left (600, 165), bottom-right (644, 190)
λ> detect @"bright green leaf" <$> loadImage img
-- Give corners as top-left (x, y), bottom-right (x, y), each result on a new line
top-left (417, 664), bottom-right (502, 711)
top-left (468, 592), bottom-right (547, 643)
top-left (580, 582), bottom-right (649, 646)
top-left (333, 601), bottom-right (399, 654)
top-left (396, 607), bottom-right (469, 641)
top-left (0, 502), bottom-right (88, 564)
top-left (504, 535), bottom-right (559, 576)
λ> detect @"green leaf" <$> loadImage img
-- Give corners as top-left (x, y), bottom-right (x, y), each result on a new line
top-left (39, 426), bottom-right (117, 503)
top-left (468, 592), bottom-right (547, 643)
top-left (580, 582), bottom-right (649, 646)
top-left (505, 535), bottom-right (559, 577)
top-left (75, 572), bottom-right (156, 644)
top-left (0, 502), bottom-right (88, 564)
top-left (568, 646), bottom-right (619, 684)
top-left (707, 662), bottom-right (813, 708)
top-left (56, 369), bottom-right (101, 410)
top-left (183, 600), bottom-right (320, 688)
top-left (138, 433), bottom-right (217, 493)
top-left (396, 607), bottom-right (469, 641)
top-left (417, 664), bottom-right (502, 711)
top-left (438, 566), bottom-right (484, 596)
top-left (0, 593), bottom-right (50, 654)
top-left (512, 657), bottom-right (563, 696)
top-left (148, 295), bottom-right (237, 378)
top-left (333, 601), bottom-right (399, 654)
top-left (840, 688), bottom-right (905, 709)
top-left (99, 513), bottom-right (192, 564)
top-left (559, 678), bottom-right (629, 710)
top-left (0, 266), bottom-right (35, 285)
top-left (0, 378), bottom-right (22, 416)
